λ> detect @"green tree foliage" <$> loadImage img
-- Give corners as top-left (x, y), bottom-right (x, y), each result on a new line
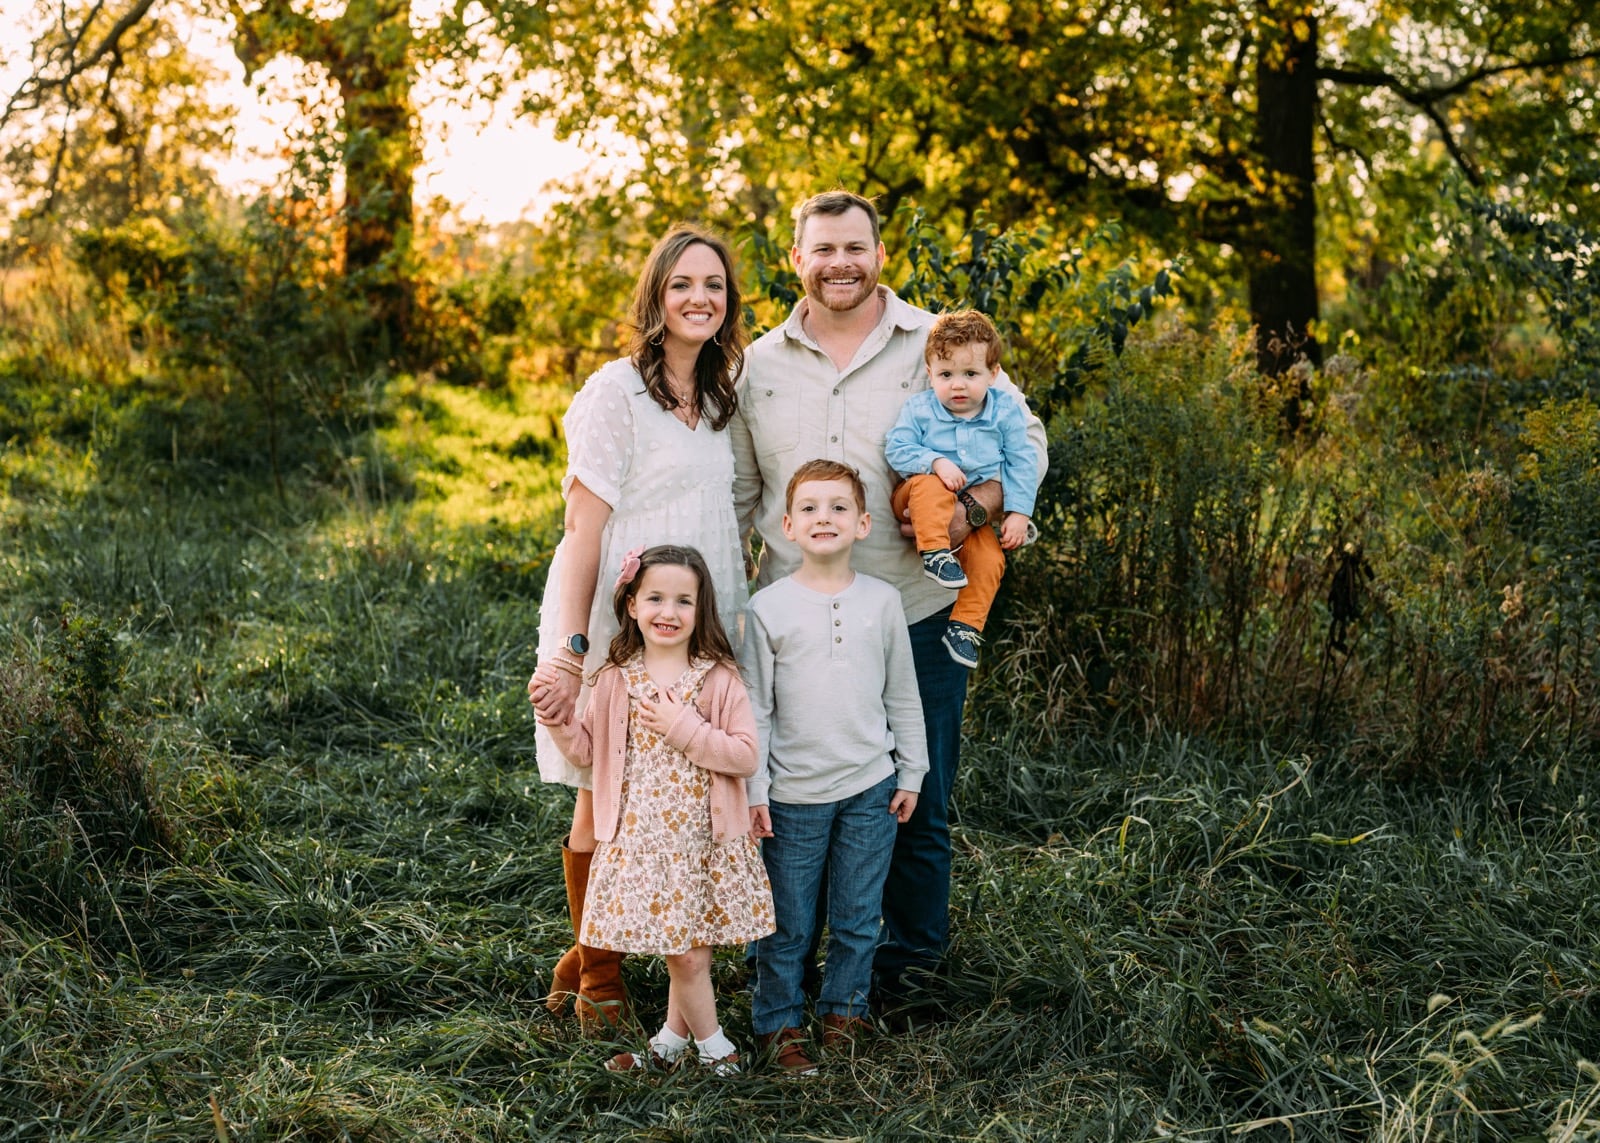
top-left (525, 0), bottom-right (1598, 378)
top-left (3, 0), bottom-right (569, 364)
top-left (1348, 172), bottom-right (1599, 443)
top-left (0, 0), bottom-right (230, 242)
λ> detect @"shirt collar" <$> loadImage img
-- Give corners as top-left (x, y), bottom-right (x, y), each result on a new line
top-left (780, 285), bottom-right (926, 348)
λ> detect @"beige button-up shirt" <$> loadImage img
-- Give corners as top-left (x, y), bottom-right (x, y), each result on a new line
top-left (731, 286), bottom-right (1048, 626)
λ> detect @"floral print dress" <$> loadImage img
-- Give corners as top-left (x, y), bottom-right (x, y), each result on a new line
top-left (582, 656), bottom-right (774, 955)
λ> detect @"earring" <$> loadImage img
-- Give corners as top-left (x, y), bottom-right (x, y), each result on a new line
top-left (650, 332), bottom-right (664, 347)
top-left (711, 332), bottom-right (721, 346)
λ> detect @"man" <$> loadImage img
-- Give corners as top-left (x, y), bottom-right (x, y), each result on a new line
top-left (730, 190), bottom-right (1048, 1008)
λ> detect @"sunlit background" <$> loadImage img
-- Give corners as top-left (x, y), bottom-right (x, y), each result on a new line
top-left (0, 0), bottom-right (604, 227)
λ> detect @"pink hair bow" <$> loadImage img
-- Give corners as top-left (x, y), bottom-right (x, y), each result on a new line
top-left (614, 545), bottom-right (645, 590)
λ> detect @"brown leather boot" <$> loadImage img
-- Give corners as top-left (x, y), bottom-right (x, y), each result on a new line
top-left (576, 941), bottom-right (631, 1034)
top-left (544, 842), bottom-right (588, 1013)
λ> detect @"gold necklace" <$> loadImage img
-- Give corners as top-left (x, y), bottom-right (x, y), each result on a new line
top-left (665, 369), bottom-right (699, 429)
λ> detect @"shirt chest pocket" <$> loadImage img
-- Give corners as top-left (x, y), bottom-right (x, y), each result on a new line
top-left (870, 378), bottom-right (919, 437)
top-left (749, 384), bottom-right (803, 458)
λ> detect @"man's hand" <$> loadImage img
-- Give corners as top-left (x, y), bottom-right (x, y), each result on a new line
top-left (947, 479), bottom-right (1004, 548)
top-left (932, 458), bottom-right (966, 492)
top-left (999, 511), bottom-right (1031, 551)
top-left (750, 804), bottom-right (773, 839)
top-left (889, 789), bottom-right (919, 823)
top-left (897, 478), bottom-right (1005, 546)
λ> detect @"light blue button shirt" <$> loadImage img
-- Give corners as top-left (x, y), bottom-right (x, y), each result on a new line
top-left (884, 386), bottom-right (1040, 519)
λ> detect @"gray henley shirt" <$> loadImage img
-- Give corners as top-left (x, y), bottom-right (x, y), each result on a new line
top-left (740, 573), bottom-right (929, 807)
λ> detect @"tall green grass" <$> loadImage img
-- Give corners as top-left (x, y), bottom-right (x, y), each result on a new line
top-left (5, 297), bottom-right (1600, 1139)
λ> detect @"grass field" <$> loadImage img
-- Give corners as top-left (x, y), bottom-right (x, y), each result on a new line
top-left (4, 376), bottom-right (1599, 1142)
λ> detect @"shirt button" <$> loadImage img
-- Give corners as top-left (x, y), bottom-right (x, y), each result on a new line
top-left (832, 602), bottom-right (839, 609)
top-left (834, 636), bottom-right (842, 644)
top-left (830, 434), bottom-right (838, 442)
top-left (834, 619), bottom-right (841, 626)
top-left (765, 389), bottom-right (773, 397)
top-left (832, 387), bottom-right (840, 395)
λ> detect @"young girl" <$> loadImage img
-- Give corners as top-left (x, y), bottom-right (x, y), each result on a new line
top-left (533, 544), bottom-right (773, 1073)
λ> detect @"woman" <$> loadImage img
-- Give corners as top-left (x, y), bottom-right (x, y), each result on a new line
top-left (528, 224), bottom-right (748, 1031)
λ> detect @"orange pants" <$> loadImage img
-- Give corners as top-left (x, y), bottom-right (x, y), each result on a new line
top-left (891, 474), bottom-right (1006, 632)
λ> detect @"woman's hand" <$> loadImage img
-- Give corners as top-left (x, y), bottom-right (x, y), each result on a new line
top-left (636, 688), bottom-right (685, 736)
top-left (529, 663), bottom-right (582, 725)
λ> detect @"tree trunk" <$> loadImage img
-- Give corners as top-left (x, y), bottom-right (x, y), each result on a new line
top-left (332, 0), bottom-right (415, 365)
top-left (230, 0), bottom-right (417, 366)
top-left (1250, 7), bottom-right (1321, 418)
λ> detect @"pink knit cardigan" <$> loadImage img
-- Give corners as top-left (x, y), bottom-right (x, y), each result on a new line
top-left (543, 660), bottom-right (759, 844)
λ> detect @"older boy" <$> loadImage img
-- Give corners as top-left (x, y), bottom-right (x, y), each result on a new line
top-left (741, 459), bottom-right (928, 1073)
top-left (885, 310), bottom-right (1039, 668)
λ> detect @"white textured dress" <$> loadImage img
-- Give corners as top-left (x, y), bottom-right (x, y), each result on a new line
top-left (536, 358), bottom-right (748, 788)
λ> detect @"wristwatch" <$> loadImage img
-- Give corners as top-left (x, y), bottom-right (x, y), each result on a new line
top-left (956, 487), bottom-right (989, 528)
top-left (561, 633), bottom-right (590, 657)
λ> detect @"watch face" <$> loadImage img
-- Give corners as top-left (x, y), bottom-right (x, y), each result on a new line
top-left (565, 633), bottom-right (590, 655)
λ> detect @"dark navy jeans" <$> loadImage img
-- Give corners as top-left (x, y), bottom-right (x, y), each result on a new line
top-left (874, 606), bottom-right (968, 994)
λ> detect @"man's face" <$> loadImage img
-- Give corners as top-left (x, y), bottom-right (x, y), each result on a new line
top-left (792, 208), bottom-right (886, 315)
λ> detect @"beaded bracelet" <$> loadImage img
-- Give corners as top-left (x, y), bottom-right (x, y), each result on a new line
top-left (545, 656), bottom-right (584, 678)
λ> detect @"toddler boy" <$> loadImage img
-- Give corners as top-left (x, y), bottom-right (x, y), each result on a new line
top-left (885, 309), bottom-right (1039, 668)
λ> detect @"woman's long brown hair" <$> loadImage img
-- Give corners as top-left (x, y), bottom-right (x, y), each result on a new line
top-left (627, 225), bottom-right (747, 433)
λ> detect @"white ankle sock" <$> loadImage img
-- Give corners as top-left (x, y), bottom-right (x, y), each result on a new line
top-left (650, 1026), bottom-right (690, 1061)
top-left (696, 1026), bottom-right (737, 1061)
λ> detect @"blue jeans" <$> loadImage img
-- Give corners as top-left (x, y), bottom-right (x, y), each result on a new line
top-left (874, 607), bottom-right (968, 993)
top-left (752, 774), bottom-right (899, 1034)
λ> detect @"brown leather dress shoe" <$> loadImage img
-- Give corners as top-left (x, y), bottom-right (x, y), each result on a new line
top-left (757, 1027), bottom-right (818, 1075)
top-left (821, 1013), bottom-right (872, 1051)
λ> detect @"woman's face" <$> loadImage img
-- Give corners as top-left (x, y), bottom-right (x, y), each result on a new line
top-left (659, 242), bottom-right (728, 356)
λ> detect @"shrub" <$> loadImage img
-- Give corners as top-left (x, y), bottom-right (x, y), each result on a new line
top-left (0, 607), bottom-right (174, 952)
top-left (979, 321), bottom-right (1337, 738)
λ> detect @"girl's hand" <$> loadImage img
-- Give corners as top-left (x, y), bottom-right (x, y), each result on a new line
top-left (749, 805), bottom-right (773, 839)
top-left (530, 665), bottom-right (581, 725)
top-left (889, 789), bottom-right (919, 823)
top-left (637, 688), bottom-right (686, 736)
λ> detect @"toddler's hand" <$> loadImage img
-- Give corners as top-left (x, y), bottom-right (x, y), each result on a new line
top-left (637, 688), bottom-right (685, 736)
top-left (933, 458), bottom-right (965, 492)
top-left (889, 789), bottom-right (919, 823)
top-left (999, 512), bottom-right (1031, 551)
top-left (749, 805), bottom-right (773, 839)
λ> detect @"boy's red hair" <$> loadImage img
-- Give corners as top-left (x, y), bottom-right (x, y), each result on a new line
top-left (926, 310), bottom-right (1003, 371)
top-left (785, 458), bottom-right (867, 513)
